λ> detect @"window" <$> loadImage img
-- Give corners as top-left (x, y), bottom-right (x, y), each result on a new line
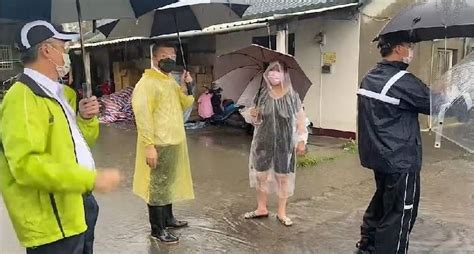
top-left (0, 45), bottom-right (13, 70)
top-left (252, 34), bottom-right (295, 56)
top-left (253, 35), bottom-right (277, 50)
top-left (435, 49), bottom-right (455, 80)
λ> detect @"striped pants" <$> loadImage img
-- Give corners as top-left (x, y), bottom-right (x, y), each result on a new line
top-left (360, 171), bottom-right (420, 254)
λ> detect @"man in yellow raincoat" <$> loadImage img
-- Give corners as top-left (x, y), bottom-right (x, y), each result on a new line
top-left (132, 42), bottom-right (194, 244)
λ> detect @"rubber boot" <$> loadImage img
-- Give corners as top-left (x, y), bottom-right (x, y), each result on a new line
top-left (165, 204), bottom-right (188, 229)
top-left (148, 205), bottom-right (179, 244)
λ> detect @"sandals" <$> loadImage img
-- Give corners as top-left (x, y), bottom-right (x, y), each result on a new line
top-left (244, 211), bottom-right (269, 219)
top-left (244, 211), bottom-right (293, 227)
top-left (276, 215), bottom-right (293, 227)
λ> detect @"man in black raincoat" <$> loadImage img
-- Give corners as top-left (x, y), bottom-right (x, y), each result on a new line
top-left (355, 31), bottom-right (430, 254)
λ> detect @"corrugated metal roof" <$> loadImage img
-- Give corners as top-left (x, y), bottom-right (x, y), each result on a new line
top-left (243, 0), bottom-right (360, 18)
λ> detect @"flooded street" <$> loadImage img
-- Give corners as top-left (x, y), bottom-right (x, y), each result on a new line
top-left (1, 125), bottom-right (474, 254)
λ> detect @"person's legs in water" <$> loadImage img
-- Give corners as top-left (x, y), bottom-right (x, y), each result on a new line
top-left (276, 174), bottom-right (292, 226)
top-left (244, 171), bottom-right (269, 219)
top-left (256, 172), bottom-right (269, 215)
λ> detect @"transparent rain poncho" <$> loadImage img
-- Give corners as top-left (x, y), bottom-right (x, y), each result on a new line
top-left (431, 52), bottom-right (474, 153)
top-left (243, 62), bottom-right (308, 198)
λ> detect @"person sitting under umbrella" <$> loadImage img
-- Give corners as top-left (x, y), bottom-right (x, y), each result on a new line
top-left (242, 61), bottom-right (307, 227)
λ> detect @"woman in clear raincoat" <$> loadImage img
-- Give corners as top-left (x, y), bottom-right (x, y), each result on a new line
top-left (243, 61), bottom-right (308, 226)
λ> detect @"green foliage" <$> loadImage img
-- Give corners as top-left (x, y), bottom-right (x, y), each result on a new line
top-left (297, 154), bottom-right (337, 168)
top-left (343, 139), bottom-right (358, 154)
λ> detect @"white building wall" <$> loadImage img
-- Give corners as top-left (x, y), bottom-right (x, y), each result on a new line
top-left (216, 16), bottom-right (361, 133)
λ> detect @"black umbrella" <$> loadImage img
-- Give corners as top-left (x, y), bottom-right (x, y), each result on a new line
top-left (0, 0), bottom-right (178, 24)
top-left (97, 0), bottom-right (251, 69)
top-left (0, 0), bottom-right (178, 96)
top-left (375, 0), bottom-right (474, 42)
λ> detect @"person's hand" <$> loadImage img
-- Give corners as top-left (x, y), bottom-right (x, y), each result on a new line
top-left (94, 169), bottom-right (121, 193)
top-left (296, 141), bottom-right (306, 156)
top-left (79, 96), bottom-right (99, 119)
top-left (146, 145), bottom-right (158, 169)
top-left (249, 107), bottom-right (258, 118)
top-left (181, 71), bottom-right (193, 84)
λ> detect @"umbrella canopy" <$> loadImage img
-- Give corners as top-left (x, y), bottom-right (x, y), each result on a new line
top-left (97, 0), bottom-right (250, 69)
top-left (0, 0), bottom-right (177, 97)
top-left (97, 0), bottom-right (250, 38)
top-left (375, 0), bottom-right (474, 42)
top-left (213, 44), bottom-right (312, 107)
top-left (431, 52), bottom-right (474, 153)
top-left (0, 0), bottom-right (177, 24)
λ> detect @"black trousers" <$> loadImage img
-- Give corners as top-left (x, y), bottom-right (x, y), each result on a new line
top-left (26, 234), bottom-right (85, 254)
top-left (26, 194), bottom-right (99, 254)
top-left (360, 171), bottom-right (420, 254)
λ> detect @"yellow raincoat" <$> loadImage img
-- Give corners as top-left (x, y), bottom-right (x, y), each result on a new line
top-left (132, 69), bottom-right (194, 206)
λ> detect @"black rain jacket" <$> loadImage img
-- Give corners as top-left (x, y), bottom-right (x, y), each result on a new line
top-left (357, 60), bottom-right (430, 173)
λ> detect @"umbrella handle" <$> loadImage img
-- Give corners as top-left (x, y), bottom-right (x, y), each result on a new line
top-left (255, 63), bottom-right (270, 107)
top-left (434, 103), bottom-right (449, 149)
top-left (434, 123), bottom-right (443, 149)
top-left (173, 13), bottom-right (187, 70)
top-left (254, 74), bottom-right (265, 107)
top-left (75, 0), bottom-right (92, 98)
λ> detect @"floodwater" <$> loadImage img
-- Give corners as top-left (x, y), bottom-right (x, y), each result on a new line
top-left (1, 125), bottom-right (474, 254)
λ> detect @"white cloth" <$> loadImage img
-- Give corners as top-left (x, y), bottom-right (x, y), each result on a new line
top-left (24, 68), bottom-right (95, 170)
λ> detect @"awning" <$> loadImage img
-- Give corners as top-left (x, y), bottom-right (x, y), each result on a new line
top-left (71, 2), bottom-right (359, 49)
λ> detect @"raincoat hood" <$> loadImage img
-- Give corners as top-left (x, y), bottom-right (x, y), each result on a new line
top-left (262, 61), bottom-right (293, 98)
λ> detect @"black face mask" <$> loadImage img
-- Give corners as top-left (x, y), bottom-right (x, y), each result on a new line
top-left (158, 58), bottom-right (176, 73)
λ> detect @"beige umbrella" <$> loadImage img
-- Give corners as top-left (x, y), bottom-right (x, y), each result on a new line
top-left (214, 44), bottom-right (312, 107)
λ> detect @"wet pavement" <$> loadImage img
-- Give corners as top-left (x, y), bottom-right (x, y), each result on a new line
top-left (1, 125), bottom-right (474, 254)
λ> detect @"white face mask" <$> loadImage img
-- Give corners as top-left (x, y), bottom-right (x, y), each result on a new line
top-left (402, 47), bottom-right (414, 64)
top-left (48, 46), bottom-right (71, 78)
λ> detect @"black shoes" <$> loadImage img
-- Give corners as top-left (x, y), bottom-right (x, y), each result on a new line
top-left (150, 229), bottom-right (179, 244)
top-left (355, 240), bottom-right (375, 254)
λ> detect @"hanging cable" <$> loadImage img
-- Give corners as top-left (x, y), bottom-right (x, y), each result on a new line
top-left (267, 23), bottom-right (272, 49)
